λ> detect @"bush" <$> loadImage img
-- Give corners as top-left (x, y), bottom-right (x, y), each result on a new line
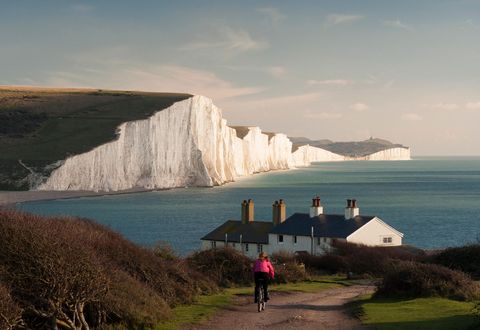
top-left (269, 252), bottom-right (307, 283)
top-left (429, 244), bottom-right (480, 279)
top-left (0, 209), bottom-right (219, 329)
top-left (0, 282), bottom-right (22, 330)
top-left (187, 248), bottom-right (252, 287)
top-left (376, 261), bottom-right (480, 301)
top-left (298, 254), bottom-right (348, 274)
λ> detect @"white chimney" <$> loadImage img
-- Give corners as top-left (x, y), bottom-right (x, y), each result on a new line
top-left (309, 196), bottom-right (324, 217)
top-left (344, 199), bottom-right (359, 219)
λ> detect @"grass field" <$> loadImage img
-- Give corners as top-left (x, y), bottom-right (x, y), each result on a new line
top-left (354, 295), bottom-right (480, 330)
top-left (156, 276), bottom-right (353, 330)
top-left (0, 86), bottom-right (190, 190)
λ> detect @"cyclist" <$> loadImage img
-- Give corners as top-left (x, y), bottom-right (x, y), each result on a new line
top-left (253, 252), bottom-right (275, 303)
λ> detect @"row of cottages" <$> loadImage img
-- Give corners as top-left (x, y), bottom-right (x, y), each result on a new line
top-left (201, 197), bottom-right (404, 259)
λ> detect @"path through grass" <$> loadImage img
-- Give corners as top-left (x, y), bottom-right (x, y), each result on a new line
top-left (156, 276), bottom-right (353, 329)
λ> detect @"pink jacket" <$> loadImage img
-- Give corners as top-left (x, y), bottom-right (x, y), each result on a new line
top-left (253, 259), bottom-right (275, 278)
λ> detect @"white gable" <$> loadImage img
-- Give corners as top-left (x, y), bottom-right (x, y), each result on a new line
top-left (346, 216), bottom-right (403, 246)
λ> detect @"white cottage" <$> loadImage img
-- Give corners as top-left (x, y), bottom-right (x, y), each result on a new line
top-left (200, 197), bottom-right (403, 257)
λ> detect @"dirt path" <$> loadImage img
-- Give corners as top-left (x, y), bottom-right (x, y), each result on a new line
top-left (185, 285), bottom-right (375, 330)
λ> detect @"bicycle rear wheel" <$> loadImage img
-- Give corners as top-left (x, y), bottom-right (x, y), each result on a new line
top-left (257, 287), bottom-right (264, 312)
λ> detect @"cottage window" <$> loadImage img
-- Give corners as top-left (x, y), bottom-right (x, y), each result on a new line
top-left (293, 235), bottom-right (297, 244)
top-left (317, 237), bottom-right (321, 245)
top-left (383, 237), bottom-right (393, 244)
top-left (323, 237), bottom-right (327, 243)
top-left (245, 243), bottom-right (249, 251)
top-left (211, 241), bottom-right (216, 248)
top-left (232, 243), bottom-right (236, 248)
top-left (257, 244), bottom-right (263, 253)
top-left (278, 235), bottom-right (284, 243)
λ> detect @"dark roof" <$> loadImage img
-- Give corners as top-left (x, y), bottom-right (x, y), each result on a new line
top-left (201, 220), bottom-right (273, 244)
top-left (270, 213), bottom-right (375, 238)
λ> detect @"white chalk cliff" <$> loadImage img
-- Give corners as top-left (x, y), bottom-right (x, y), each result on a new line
top-left (38, 95), bottom-right (410, 192)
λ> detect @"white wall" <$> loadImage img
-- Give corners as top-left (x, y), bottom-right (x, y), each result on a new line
top-left (267, 233), bottom-right (333, 256)
top-left (346, 217), bottom-right (403, 246)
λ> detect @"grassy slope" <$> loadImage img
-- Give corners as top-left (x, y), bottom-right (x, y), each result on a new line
top-left (290, 137), bottom-right (408, 156)
top-left (156, 276), bottom-right (353, 330)
top-left (0, 87), bottom-right (191, 190)
top-left (355, 295), bottom-right (479, 330)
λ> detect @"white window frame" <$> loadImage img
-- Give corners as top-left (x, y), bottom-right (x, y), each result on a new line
top-left (278, 234), bottom-right (284, 244)
top-left (257, 244), bottom-right (263, 253)
top-left (293, 235), bottom-right (297, 244)
top-left (211, 241), bottom-right (216, 248)
top-left (245, 243), bottom-right (249, 251)
top-left (382, 236), bottom-right (393, 244)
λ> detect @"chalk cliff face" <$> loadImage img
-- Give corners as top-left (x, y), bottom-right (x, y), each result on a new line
top-left (38, 95), bottom-right (411, 192)
top-left (292, 145), bottom-right (346, 166)
top-left (353, 147), bottom-right (411, 161)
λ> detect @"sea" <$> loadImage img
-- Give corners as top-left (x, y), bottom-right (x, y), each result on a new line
top-left (18, 157), bottom-right (480, 255)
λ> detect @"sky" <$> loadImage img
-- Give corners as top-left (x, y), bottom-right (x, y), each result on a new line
top-left (1, 0), bottom-right (480, 155)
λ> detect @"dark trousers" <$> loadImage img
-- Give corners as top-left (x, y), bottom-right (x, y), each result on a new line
top-left (254, 272), bottom-right (270, 302)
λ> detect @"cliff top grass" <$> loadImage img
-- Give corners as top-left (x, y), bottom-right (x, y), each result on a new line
top-left (290, 136), bottom-right (408, 156)
top-left (0, 86), bottom-right (191, 189)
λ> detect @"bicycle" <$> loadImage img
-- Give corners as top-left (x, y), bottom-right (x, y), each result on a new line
top-left (257, 279), bottom-right (266, 312)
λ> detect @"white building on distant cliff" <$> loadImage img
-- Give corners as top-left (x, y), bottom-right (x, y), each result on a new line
top-left (201, 197), bottom-right (403, 258)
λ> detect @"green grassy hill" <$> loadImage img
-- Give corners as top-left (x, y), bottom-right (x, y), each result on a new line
top-left (290, 136), bottom-right (408, 157)
top-left (0, 86), bottom-right (190, 190)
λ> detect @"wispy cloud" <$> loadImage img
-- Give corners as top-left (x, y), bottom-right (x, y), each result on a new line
top-left (233, 92), bottom-right (322, 110)
top-left (466, 101), bottom-right (480, 110)
top-left (326, 14), bottom-right (364, 26)
top-left (433, 103), bottom-right (460, 110)
top-left (304, 110), bottom-right (342, 119)
top-left (307, 79), bottom-right (354, 86)
top-left (383, 20), bottom-right (413, 31)
top-left (71, 4), bottom-right (94, 12)
top-left (265, 66), bottom-right (286, 78)
top-left (257, 7), bottom-right (286, 26)
top-left (350, 103), bottom-right (369, 112)
top-left (46, 64), bottom-right (264, 100)
top-left (401, 113), bottom-right (422, 121)
top-left (223, 65), bottom-right (286, 78)
top-left (180, 25), bottom-right (268, 53)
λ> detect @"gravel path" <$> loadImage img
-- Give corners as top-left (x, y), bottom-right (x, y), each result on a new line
top-left (184, 285), bottom-right (375, 330)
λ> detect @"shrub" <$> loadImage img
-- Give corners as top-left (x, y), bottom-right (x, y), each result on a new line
top-left (429, 244), bottom-right (480, 279)
top-left (298, 254), bottom-right (348, 274)
top-left (0, 209), bottom-right (219, 329)
top-left (376, 261), bottom-right (480, 301)
top-left (0, 282), bottom-right (22, 330)
top-left (188, 248), bottom-right (253, 287)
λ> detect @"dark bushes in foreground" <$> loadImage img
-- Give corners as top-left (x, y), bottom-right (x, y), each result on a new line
top-left (187, 248), bottom-right (252, 287)
top-left (376, 261), bottom-right (480, 301)
top-left (270, 251), bottom-right (307, 283)
top-left (298, 241), bottom-right (425, 276)
top-left (430, 244), bottom-right (480, 279)
top-left (0, 210), bottom-right (218, 330)
top-left (0, 283), bottom-right (22, 330)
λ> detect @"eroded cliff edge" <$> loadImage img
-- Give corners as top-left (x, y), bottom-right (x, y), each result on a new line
top-left (37, 95), bottom-right (410, 192)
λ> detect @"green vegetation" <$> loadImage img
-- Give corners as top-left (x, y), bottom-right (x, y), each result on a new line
top-left (354, 295), bottom-right (480, 330)
top-left (290, 136), bottom-right (408, 157)
top-left (0, 87), bottom-right (190, 190)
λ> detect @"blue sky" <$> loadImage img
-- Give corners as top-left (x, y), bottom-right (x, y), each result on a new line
top-left (1, 0), bottom-right (480, 155)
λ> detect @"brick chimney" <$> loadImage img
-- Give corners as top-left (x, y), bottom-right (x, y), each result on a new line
top-left (272, 199), bottom-right (286, 226)
top-left (344, 199), bottom-right (359, 219)
top-left (309, 196), bottom-right (324, 217)
top-left (242, 199), bottom-right (255, 224)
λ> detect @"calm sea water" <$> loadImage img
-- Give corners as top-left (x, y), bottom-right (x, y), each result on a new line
top-left (18, 157), bottom-right (480, 255)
